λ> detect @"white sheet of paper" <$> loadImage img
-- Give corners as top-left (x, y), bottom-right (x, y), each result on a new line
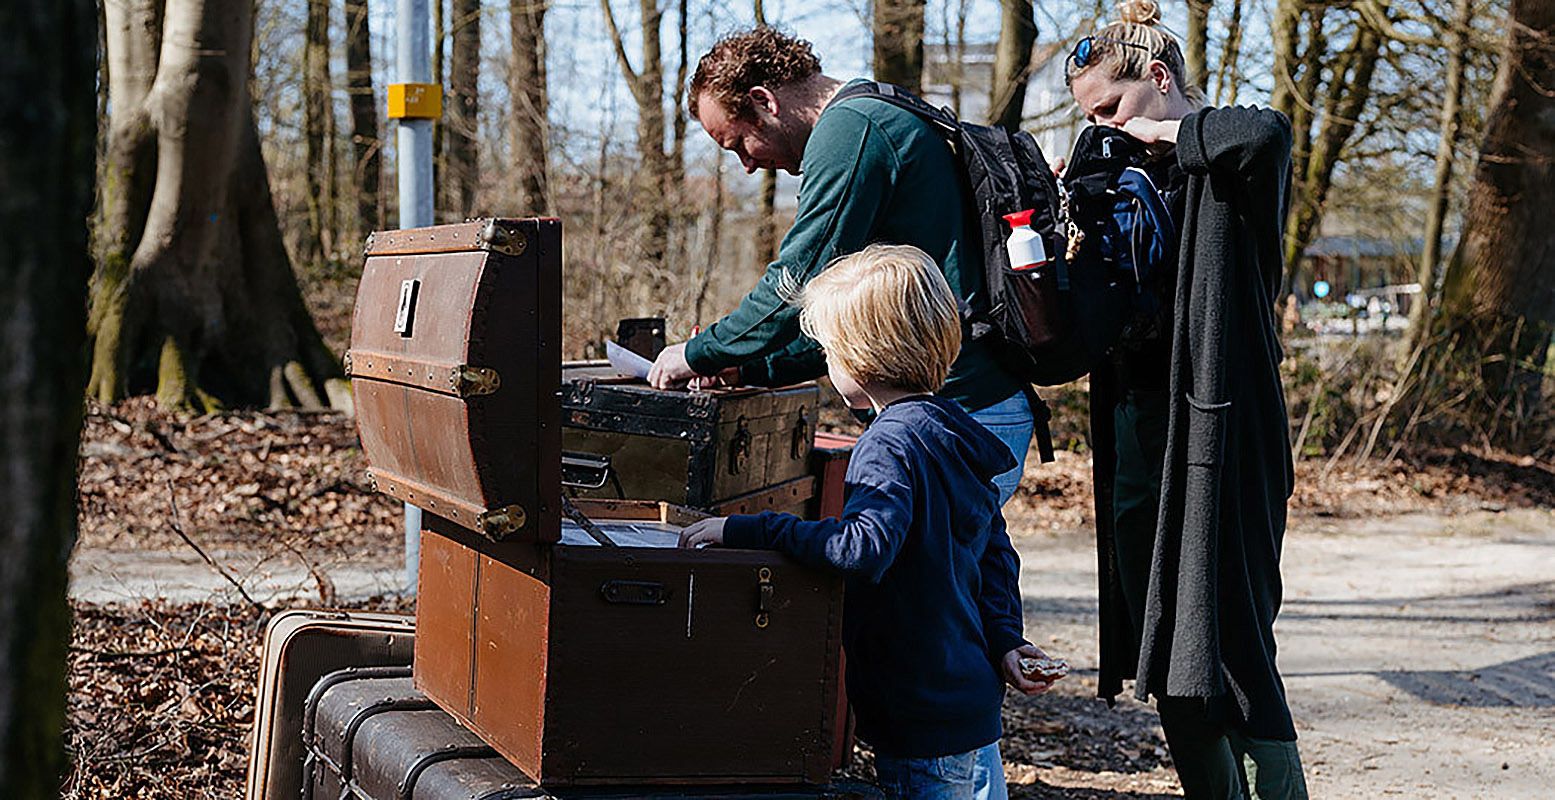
top-left (606, 340), bottom-right (654, 379)
top-left (559, 520), bottom-right (683, 548)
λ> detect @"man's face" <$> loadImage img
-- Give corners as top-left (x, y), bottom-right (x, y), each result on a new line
top-left (696, 89), bottom-right (803, 175)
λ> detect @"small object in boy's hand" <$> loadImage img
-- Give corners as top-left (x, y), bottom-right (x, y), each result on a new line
top-left (1019, 656), bottom-right (1070, 681)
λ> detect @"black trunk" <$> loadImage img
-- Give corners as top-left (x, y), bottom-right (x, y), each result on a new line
top-left (0, 0), bottom-right (96, 795)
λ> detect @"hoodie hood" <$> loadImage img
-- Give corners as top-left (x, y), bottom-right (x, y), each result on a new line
top-left (878, 395), bottom-right (1017, 485)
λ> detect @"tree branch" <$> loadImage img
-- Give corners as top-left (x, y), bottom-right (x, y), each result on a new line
top-left (600, 0), bottom-right (643, 91)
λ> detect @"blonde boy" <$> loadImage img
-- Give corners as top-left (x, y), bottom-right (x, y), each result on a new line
top-left (680, 245), bottom-right (1062, 800)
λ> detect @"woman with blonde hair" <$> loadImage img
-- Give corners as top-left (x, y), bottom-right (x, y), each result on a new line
top-left (1066, 2), bottom-right (1308, 798)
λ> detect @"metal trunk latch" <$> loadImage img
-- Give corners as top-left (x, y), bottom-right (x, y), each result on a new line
top-left (565, 378), bottom-right (596, 405)
top-left (729, 418), bottom-right (752, 475)
top-left (755, 567), bottom-right (773, 629)
top-left (475, 219), bottom-right (528, 256)
top-left (790, 408), bottom-right (810, 460)
top-left (478, 505), bottom-right (527, 539)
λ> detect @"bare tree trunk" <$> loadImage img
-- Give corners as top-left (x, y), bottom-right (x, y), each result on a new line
top-left (432, 0), bottom-right (445, 216)
top-left (1213, 0), bottom-right (1243, 105)
top-left (754, 0), bottom-right (778, 265)
top-left (1281, 17), bottom-right (1383, 297)
top-left (345, 0), bottom-right (383, 240)
top-left (873, 0), bottom-right (926, 93)
top-left (90, 0), bottom-right (347, 412)
top-left (1408, 0), bottom-right (1472, 343)
top-left (509, 0), bottom-right (549, 214)
top-left (1186, 0), bottom-right (1211, 92)
top-left (1269, 0), bottom-right (1303, 126)
top-left (304, 0), bottom-right (336, 261)
top-left (0, 1), bottom-right (94, 794)
top-left (671, 0), bottom-right (689, 205)
top-left (938, 0), bottom-right (970, 116)
top-left (1411, 0), bottom-right (1555, 448)
top-left (1287, 6), bottom-right (1327, 208)
top-left (989, 0), bottom-right (1037, 131)
top-left (602, 0), bottom-right (671, 274)
top-left (448, 0), bottom-right (482, 219)
top-left (698, 149), bottom-right (725, 327)
top-left (1441, 0), bottom-right (1555, 326)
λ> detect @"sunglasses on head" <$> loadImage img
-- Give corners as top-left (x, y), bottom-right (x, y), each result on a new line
top-left (1065, 36), bottom-right (1157, 77)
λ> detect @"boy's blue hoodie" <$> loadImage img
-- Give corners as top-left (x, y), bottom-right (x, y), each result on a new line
top-left (723, 395), bottom-right (1027, 758)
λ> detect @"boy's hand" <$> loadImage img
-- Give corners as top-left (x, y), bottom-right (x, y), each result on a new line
top-left (1001, 643), bottom-right (1067, 696)
top-left (678, 517), bottom-right (728, 549)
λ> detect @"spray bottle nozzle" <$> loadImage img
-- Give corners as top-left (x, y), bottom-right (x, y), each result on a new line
top-left (1003, 209), bottom-right (1035, 229)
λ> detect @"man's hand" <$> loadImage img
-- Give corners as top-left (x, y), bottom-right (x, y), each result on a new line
top-left (678, 517), bottom-right (728, 549)
top-left (689, 367), bottom-right (743, 392)
top-left (648, 343), bottom-right (700, 389)
top-left (1121, 117), bottom-right (1181, 146)
top-left (1001, 643), bottom-right (1066, 696)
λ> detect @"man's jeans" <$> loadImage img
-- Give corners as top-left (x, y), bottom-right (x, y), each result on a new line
top-left (875, 742), bottom-right (1007, 800)
top-left (967, 391), bottom-right (1034, 506)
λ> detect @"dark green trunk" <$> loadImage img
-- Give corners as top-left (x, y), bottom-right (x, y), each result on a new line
top-left (873, 0), bottom-right (926, 94)
top-left (0, 0), bottom-right (96, 795)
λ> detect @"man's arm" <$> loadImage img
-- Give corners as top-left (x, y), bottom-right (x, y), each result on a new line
top-left (738, 335), bottom-right (827, 387)
top-left (677, 107), bottom-right (902, 379)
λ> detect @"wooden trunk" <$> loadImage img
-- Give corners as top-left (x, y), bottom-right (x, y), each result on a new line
top-left (416, 502), bottom-right (845, 786)
top-left (349, 218), bottom-right (562, 542)
top-left (349, 219), bottom-right (847, 787)
top-left (807, 432), bottom-right (857, 521)
top-left (561, 363), bottom-right (820, 516)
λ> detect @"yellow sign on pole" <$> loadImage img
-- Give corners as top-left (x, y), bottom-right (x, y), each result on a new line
top-left (387, 83), bottom-right (443, 119)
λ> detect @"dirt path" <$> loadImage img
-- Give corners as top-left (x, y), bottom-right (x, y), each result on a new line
top-left (1001, 504), bottom-right (1555, 799)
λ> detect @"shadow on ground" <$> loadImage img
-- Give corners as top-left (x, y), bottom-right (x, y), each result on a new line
top-left (1378, 650), bottom-right (1555, 708)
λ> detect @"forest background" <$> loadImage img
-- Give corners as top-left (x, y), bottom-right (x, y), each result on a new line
top-left (3, 0), bottom-right (1554, 796)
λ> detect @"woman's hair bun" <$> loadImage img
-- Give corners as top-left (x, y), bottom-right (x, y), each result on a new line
top-left (1117, 0), bottom-right (1162, 26)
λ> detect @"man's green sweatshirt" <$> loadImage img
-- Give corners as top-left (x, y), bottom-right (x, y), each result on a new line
top-left (683, 79), bottom-right (1022, 412)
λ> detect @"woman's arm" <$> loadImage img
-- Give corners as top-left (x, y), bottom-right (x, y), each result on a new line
top-left (1171, 105), bottom-right (1294, 186)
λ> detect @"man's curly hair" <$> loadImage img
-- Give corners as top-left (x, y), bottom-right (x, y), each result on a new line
top-left (689, 27), bottom-right (823, 121)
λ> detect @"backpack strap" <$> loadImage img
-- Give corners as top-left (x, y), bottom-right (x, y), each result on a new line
top-left (830, 80), bottom-right (960, 138)
top-left (1023, 386), bottom-right (1056, 464)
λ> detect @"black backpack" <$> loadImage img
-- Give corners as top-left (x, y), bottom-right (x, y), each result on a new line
top-left (832, 82), bottom-right (1101, 391)
top-left (834, 85), bottom-right (1183, 390)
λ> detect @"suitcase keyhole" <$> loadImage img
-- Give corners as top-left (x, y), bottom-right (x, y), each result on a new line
top-left (755, 567), bottom-right (773, 629)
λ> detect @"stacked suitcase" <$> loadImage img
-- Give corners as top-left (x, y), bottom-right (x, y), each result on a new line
top-left (242, 218), bottom-right (878, 800)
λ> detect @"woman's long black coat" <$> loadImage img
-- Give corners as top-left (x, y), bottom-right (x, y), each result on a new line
top-left (1090, 105), bottom-right (1299, 740)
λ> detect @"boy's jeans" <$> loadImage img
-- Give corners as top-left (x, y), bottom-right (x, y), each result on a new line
top-left (875, 742), bottom-right (1007, 800)
top-left (967, 391), bottom-right (1034, 506)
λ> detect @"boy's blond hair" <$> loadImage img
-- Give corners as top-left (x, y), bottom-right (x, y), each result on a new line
top-left (794, 244), bottom-right (962, 394)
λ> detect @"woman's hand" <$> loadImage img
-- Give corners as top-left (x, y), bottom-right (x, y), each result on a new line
top-left (1122, 117), bottom-right (1181, 145)
top-left (678, 517), bottom-right (728, 548)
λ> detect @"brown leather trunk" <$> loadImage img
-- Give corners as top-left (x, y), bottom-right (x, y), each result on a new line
top-left (417, 502), bottom-right (845, 786)
top-left (349, 218), bottom-right (561, 542)
top-left (806, 433), bottom-right (857, 522)
top-left (350, 219), bottom-right (848, 788)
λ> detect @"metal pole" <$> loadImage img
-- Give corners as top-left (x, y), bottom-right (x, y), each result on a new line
top-left (397, 0), bottom-right (433, 596)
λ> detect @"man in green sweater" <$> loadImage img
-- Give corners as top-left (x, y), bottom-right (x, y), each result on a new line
top-left (649, 26), bottom-right (1035, 509)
